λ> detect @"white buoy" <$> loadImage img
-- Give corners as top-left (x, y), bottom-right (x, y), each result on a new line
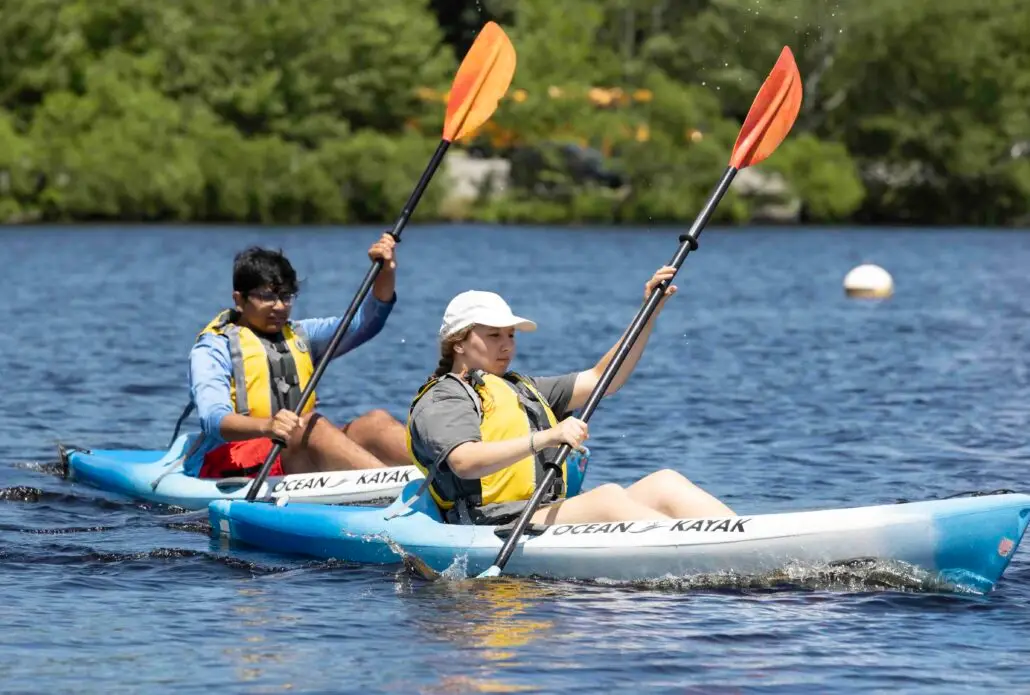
top-left (843, 264), bottom-right (893, 299)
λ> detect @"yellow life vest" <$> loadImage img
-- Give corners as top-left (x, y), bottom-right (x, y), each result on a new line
top-left (197, 309), bottom-right (316, 418)
top-left (405, 371), bottom-right (567, 518)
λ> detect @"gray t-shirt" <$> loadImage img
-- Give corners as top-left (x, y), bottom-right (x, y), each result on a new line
top-left (408, 372), bottom-right (578, 472)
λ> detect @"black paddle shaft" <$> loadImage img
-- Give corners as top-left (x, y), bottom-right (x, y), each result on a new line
top-left (487, 166), bottom-right (739, 572)
top-left (245, 140), bottom-right (452, 500)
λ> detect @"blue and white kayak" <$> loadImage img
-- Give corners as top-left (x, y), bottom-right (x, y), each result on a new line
top-left (59, 433), bottom-right (424, 510)
top-left (209, 482), bottom-right (1030, 593)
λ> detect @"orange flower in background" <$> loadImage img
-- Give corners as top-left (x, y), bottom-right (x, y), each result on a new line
top-left (587, 87), bottom-right (612, 106)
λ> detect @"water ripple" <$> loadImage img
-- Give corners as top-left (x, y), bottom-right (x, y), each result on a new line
top-left (2, 225), bottom-right (1030, 693)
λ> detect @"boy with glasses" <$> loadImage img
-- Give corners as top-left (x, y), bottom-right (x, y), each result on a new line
top-left (186, 233), bottom-right (409, 479)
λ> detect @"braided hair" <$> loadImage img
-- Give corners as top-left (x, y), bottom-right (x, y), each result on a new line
top-left (427, 325), bottom-right (473, 383)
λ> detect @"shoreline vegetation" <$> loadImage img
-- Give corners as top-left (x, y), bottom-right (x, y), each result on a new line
top-left (0, 0), bottom-right (1026, 227)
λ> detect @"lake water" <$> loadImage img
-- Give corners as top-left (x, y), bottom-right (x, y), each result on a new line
top-left (2, 224), bottom-right (1029, 693)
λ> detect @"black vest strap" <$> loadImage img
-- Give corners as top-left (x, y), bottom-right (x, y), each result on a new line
top-left (262, 336), bottom-right (302, 413)
top-left (168, 401), bottom-right (196, 448)
top-left (174, 315), bottom-right (305, 444)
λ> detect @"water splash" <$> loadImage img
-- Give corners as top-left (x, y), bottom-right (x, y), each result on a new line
top-left (9, 524), bottom-right (121, 535)
top-left (588, 558), bottom-right (973, 595)
top-left (13, 460), bottom-right (65, 476)
top-left (326, 527), bottom-right (976, 594)
top-left (348, 528), bottom-right (474, 582)
top-left (0, 486), bottom-right (48, 502)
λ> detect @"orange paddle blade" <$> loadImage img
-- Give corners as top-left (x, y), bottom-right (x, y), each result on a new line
top-left (728, 46), bottom-right (803, 170)
top-left (442, 21), bottom-right (517, 143)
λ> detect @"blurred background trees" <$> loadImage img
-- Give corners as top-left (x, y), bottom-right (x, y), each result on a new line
top-left (0, 0), bottom-right (1026, 225)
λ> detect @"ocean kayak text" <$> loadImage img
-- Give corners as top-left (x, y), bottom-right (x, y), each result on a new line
top-left (271, 469), bottom-right (414, 493)
top-left (549, 518), bottom-right (752, 536)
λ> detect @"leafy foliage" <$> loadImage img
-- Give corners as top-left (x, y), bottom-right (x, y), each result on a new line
top-left (0, 0), bottom-right (1025, 224)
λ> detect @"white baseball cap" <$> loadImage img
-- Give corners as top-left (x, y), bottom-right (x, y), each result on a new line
top-left (439, 290), bottom-right (537, 339)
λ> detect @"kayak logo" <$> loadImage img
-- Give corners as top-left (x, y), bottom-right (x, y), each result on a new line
top-left (671, 518), bottom-right (750, 533)
top-left (355, 469), bottom-right (413, 486)
top-left (272, 469), bottom-right (413, 493)
top-left (551, 522), bottom-right (635, 536)
top-left (550, 517), bottom-right (752, 536)
top-left (273, 475), bottom-right (344, 493)
top-left (998, 537), bottom-right (1015, 558)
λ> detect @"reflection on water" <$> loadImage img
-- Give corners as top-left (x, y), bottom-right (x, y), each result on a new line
top-left (400, 578), bottom-right (563, 693)
top-left (416, 676), bottom-right (536, 695)
top-left (224, 587), bottom-right (287, 687)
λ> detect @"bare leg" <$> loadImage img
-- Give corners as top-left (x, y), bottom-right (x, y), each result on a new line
top-left (530, 483), bottom-right (671, 525)
top-left (340, 409), bottom-right (410, 467)
top-left (528, 471), bottom-right (734, 525)
top-left (625, 469), bottom-right (735, 517)
top-left (280, 413), bottom-right (389, 475)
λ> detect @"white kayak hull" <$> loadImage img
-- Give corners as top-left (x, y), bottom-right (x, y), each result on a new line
top-left (209, 481), bottom-right (1030, 593)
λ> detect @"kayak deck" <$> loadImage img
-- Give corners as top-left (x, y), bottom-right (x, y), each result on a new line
top-left (60, 433), bottom-right (425, 510)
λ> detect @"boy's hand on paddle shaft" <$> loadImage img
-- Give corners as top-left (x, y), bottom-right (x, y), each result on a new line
top-left (645, 265), bottom-right (678, 306)
top-left (369, 232), bottom-right (397, 273)
top-left (265, 410), bottom-right (303, 446)
top-left (546, 417), bottom-right (589, 452)
top-left (370, 231), bottom-right (398, 303)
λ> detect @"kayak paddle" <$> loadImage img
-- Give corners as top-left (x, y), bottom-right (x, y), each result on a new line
top-left (244, 22), bottom-right (517, 501)
top-left (471, 46), bottom-right (803, 578)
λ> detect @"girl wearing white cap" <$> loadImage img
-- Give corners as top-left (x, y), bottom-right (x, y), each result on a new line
top-left (405, 266), bottom-right (734, 526)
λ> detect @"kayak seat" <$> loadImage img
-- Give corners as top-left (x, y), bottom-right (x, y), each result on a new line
top-left (384, 480), bottom-right (445, 523)
top-left (163, 433), bottom-right (202, 467)
top-left (150, 433), bottom-right (208, 491)
top-left (566, 447), bottom-right (590, 497)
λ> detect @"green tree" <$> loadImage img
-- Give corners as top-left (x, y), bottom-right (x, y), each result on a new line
top-left (0, 0), bottom-right (455, 223)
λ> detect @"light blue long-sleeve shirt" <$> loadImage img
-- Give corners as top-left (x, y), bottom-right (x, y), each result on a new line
top-left (183, 292), bottom-right (395, 476)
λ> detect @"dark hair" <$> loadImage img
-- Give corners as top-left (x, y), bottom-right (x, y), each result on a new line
top-left (232, 247), bottom-right (299, 296)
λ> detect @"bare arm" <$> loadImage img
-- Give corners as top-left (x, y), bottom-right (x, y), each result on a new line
top-left (218, 413), bottom-right (273, 442)
top-left (447, 422), bottom-right (587, 480)
top-left (412, 381), bottom-right (589, 482)
top-left (567, 266), bottom-right (678, 410)
top-left (219, 411), bottom-right (305, 444)
top-left (447, 436), bottom-right (538, 479)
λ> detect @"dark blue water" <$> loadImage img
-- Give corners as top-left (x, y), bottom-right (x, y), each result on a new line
top-left (2, 224), bottom-right (1029, 693)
